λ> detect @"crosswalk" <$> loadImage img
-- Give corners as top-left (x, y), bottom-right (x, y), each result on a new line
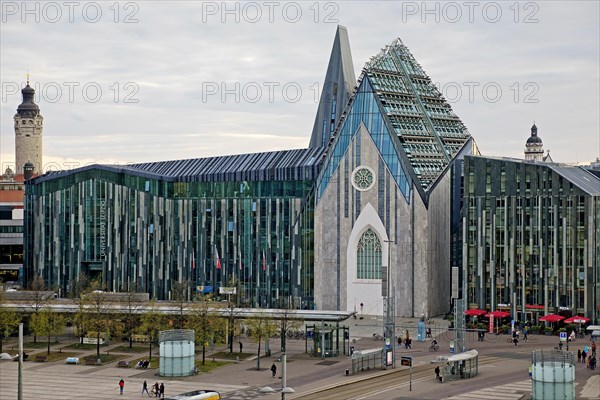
top-left (446, 379), bottom-right (532, 400)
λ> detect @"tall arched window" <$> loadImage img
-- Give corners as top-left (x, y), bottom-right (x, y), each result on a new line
top-left (356, 228), bottom-right (382, 279)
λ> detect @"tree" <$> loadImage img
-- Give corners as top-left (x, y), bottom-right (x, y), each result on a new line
top-left (189, 295), bottom-right (222, 365)
top-left (246, 312), bottom-right (278, 370)
top-left (81, 279), bottom-right (111, 358)
top-left (120, 287), bottom-right (146, 348)
top-left (0, 291), bottom-right (20, 353)
top-left (22, 274), bottom-right (53, 343)
top-left (170, 280), bottom-right (191, 329)
top-left (139, 299), bottom-right (167, 362)
top-left (275, 300), bottom-right (302, 353)
top-left (30, 308), bottom-right (66, 354)
top-left (223, 275), bottom-right (242, 354)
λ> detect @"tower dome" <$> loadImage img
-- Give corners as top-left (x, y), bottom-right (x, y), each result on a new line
top-left (16, 82), bottom-right (40, 118)
top-left (524, 123), bottom-right (544, 161)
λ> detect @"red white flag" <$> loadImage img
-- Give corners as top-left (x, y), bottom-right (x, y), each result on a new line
top-left (215, 247), bottom-right (221, 269)
top-left (192, 250), bottom-right (196, 270)
top-left (262, 250), bottom-right (266, 271)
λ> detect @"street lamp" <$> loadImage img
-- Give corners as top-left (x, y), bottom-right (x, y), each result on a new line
top-left (383, 239), bottom-right (396, 369)
top-left (259, 353), bottom-right (295, 400)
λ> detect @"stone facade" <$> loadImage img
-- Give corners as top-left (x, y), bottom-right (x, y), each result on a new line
top-left (14, 113), bottom-right (43, 174)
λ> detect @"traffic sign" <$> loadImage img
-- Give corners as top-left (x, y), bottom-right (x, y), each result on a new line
top-left (400, 356), bottom-right (412, 367)
top-left (559, 332), bottom-right (567, 342)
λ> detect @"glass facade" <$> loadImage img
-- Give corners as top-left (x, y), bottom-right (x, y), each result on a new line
top-left (24, 149), bottom-right (321, 307)
top-left (462, 156), bottom-right (600, 322)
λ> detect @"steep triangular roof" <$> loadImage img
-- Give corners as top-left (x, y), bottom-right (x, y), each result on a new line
top-left (309, 25), bottom-right (356, 148)
top-left (316, 37), bottom-right (474, 204)
top-left (365, 38), bottom-right (471, 191)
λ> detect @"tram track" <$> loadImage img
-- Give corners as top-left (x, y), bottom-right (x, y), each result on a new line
top-left (292, 355), bottom-right (504, 400)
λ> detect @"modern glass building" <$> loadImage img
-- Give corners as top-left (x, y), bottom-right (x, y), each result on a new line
top-left (24, 26), bottom-right (478, 317)
top-left (25, 148), bottom-right (322, 306)
top-left (462, 155), bottom-right (600, 322)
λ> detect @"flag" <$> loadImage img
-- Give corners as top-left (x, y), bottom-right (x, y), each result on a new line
top-left (192, 250), bottom-right (196, 269)
top-left (262, 250), bottom-right (266, 271)
top-left (238, 250), bottom-right (242, 270)
top-left (215, 246), bottom-right (221, 269)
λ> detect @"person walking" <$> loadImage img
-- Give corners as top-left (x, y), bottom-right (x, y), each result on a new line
top-left (153, 382), bottom-right (160, 397)
top-left (513, 336), bottom-right (519, 347)
top-left (582, 349), bottom-right (587, 364)
top-left (118, 378), bottom-right (125, 395)
top-left (271, 363), bottom-right (277, 378)
top-left (523, 327), bottom-right (528, 341)
top-left (239, 341), bottom-right (243, 353)
top-left (434, 366), bottom-right (441, 382)
top-left (577, 349), bottom-right (582, 363)
top-left (142, 380), bottom-right (149, 397)
top-left (159, 383), bottom-right (164, 398)
top-left (592, 341), bottom-right (596, 357)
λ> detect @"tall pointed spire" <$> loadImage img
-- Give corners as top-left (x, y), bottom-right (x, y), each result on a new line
top-left (309, 26), bottom-right (356, 148)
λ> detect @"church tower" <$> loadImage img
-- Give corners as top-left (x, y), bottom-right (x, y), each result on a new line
top-left (524, 123), bottom-right (543, 161)
top-left (14, 78), bottom-right (43, 175)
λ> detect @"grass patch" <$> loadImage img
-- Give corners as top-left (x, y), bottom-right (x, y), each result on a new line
top-left (211, 351), bottom-right (253, 360)
top-left (196, 359), bottom-right (231, 373)
top-left (23, 341), bottom-right (59, 349)
top-left (82, 353), bottom-right (129, 364)
top-left (36, 351), bottom-right (81, 362)
top-left (110, 345), bottom-right (147, 353)
top-left (62, 343), bottom-right (108, 350)
top-left (129, 356), bottom-right (159, 369)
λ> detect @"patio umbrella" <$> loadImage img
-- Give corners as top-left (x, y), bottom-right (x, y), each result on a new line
top-left (465, 309), bottom-right (487, 316)
top-left (563, 316), bottom-right (590, 324)
top-left (539, 314), bottom-right (565, 323)
top-left (485, 310), bottom-right (511, 318)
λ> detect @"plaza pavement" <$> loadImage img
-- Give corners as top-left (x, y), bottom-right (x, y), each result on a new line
top-left (0, 316), bottom-right (598, 400)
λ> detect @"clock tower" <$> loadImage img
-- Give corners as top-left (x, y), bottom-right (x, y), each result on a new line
top-left (14, 78), bottom-right (43, 175)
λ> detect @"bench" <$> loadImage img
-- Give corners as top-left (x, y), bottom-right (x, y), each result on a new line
top-left (85, 358), bottom-right (102, 366)
top-left (65, 357), bottom-right (79, 365)
top-left (117, 361), bottom-right (130, 368)
top-left (34, 355), bottom-right (48, 362)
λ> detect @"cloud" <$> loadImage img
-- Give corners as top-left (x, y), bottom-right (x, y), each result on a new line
top-left (0, 1), bottom-right (598, 167)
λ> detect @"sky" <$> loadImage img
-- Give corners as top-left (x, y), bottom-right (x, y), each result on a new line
top-left (1, 1), bottom-right (599, 173)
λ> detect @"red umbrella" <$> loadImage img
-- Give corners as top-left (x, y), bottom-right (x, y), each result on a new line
top-left (485, 310), bottom-right (511, 318)
top-left (465, 309), bottom-right (487, 316)
top-left (563, 316), bottom-right (590, 324)
top-left (539, 314), bottom-right (565, 323)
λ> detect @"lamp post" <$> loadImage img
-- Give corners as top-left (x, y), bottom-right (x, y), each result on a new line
top-left (383, 239), bottom-right (396, 369)
top-left (259, 353), bottom-right (294, 400)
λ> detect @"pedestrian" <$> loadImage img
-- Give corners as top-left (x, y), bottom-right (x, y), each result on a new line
top-left (513, 336), bottom-right (519, 347)
top-left (397, 336), bottom-right (402, 346)
top-left (271, 363), bottom-right (277, 378)
top-left (142, 380), bottom-right (149, 397)
top-left (582, 350), bottom-right (587, 364)
top-left (153, 382), bottom-right (160, 397)
top-left (434, 365), bottom-right (441, 382)
top-left (239, 341), bottom-right (243, 353)
top-left (118, 378), bottom-right (125, 395)
top-left (577, 349), bottom-right (582, 363)
top-left (592, 341), bottom-right (597, 357)
top-left (523, 327), bottom-right (528, 341)
top-left (159, 383), bottom-right (164, 398)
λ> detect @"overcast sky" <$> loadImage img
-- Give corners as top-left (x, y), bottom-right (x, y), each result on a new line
top-left (1, 1), bottom-right (598, 172)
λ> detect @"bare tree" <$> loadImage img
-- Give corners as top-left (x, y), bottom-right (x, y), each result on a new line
top-left (120, 287), bottom-right (146, 348)
top-left (276, 301), bottom-right (302, 353)
top-left (171, 280), bottom-right (191, 329)
top-left (246, 312), bottom-right (278, 370)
